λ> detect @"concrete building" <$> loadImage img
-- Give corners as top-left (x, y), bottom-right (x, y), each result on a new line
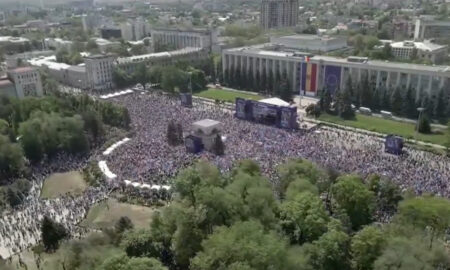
top-left (0, 36), bottom-right (30, 47)
top-left (120, 18), bottom-right (150, 41)
top-left (4, 67), bottom-right (43, 98)
top-left (85, 54), bottom-right (115, 91)
top-left (222, 45), bottom-right (450, 99)
top-left (93, 38), bottom-right (121, 53)
top-left (414, 18), bottom-right (450, 40)
top-left (389, 40), bottom-right (448, 64)
top-left (43, 38), bottom-right (73, 51)
top-left (100, 28), bottom-right (122, 40)
top-left (151, 28), bottom-right (217, 52)
top-left (81, 14), bottom-right (100, 32)
top-left (120, 21), bottom-right (134, 41)
top-left (116, 47), bottom-right (208, 74)
top-left (270, 35), bottom-right (347, 52)
top-left (260, 0), bottom-right (299, 29)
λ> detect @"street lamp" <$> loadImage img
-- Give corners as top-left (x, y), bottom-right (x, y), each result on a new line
top-left (415, 107), bottom-right (425, 141)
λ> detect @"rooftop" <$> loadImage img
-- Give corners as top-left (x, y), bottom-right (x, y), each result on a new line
top-left (390, 40), bottom-right (448, 51)
top-left (225, 45), bottom-right (450, 74)
top-left (9, 67), bottom-right (34, 73)
top-left (117, 47), bottom-right (202, 64)
top-left (0, 79), bottom-right (13, 87)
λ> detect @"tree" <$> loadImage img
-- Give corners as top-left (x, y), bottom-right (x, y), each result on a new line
top-left (434, 88), bottom-right (447, 120)
top-left (285, 178), bottom-right (319, 200)
top-left (211, 134), bottom-right (225, 155)
top-left (336, 87), bottom-right (355, 119)
top-left (394, 196), bottom-right (450, 237)
top-left (41, 216), bottom-right (68, 251)
top-left (115, 216), bottom-right (134, 234)
top-left (331, 175), bottom-right (375, 230)
top-left (351, 226), bottom-right (386, 270)
top-left (133, 63), bottom-right (150, 89)
top-left (402, 86), bottom-right (417, 118)
top-left (304, 220), bottom-right (351, 270)
top-left (277, 159), bottom-right (326, 195)
top-left (121, 229), bottom-right (164, 259)
top-left (130, 44), bottom-right (146, 55)
top-left (373, 236), bottom-right (450, 270)
top-left (190, 221), bottom-right (291, 270)
top-left (86, 39), bottom-right (99, 52)
top-left (161, 66), bottom-right (188, 93)
top-left (390, 86), bottom-right (403, 115)
top-left (0, 135), bottom-right (25, 179)
top-left (367, 175), bottom-right (402, 214)
top-left (97, 254), bottom-right (167, 270)
top-left (279, 192), bottom-right (329, 244)
top-left (360, 75), bottom-right (372, 108)
top-left (418, 113), bottom-right (431, 134)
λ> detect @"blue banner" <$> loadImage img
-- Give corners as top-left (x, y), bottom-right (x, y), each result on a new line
top-left (324, 65), bottom-right (342, 94)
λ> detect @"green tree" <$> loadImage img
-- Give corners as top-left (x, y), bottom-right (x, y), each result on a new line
top-left (402, 86), bottom-right (417, 118)
top-left (191, 221), bottom-right (290, 270)
top-left (418, 113), bottom-right (431, 134)
top-left (161, 67), bottom-right (188, 93)
top-left (360, 75), bottom-right (372, 108)
top-left (331, 175), bottom-right (375, 230)
top-left (394, 196), bottom-right (450, 237)
top-left (336, 87), bottom-right (355, 119)
top-left (279, 192), bottom-right (329, 244)
top-left (41, 216), bottom-right (68, 252)
top-left (97, 254), bottom-right (167, 270)
top-left (373, 236), bottom-right (450, 270)
top-left (434, 88), bottom-right (447, 120)
top-left (277, 159), bottom-right (326, 195)
top-left (390, 86), bottom-right (403, 115)
top-left (351, 226), bottom-right (386, 270)
top-left (304, 219), bottom-right (351, 270)
top-left (211, 134), bottom-right (225, 155)
top-left (0, 135), bottom-right (25, 179)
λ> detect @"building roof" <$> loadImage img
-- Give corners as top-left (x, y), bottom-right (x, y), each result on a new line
top-left (225, 45), bottom-right (450, 74)
top-left (28, 55), bottom-right (72, 70)
top-left (0, 79), bottom-right (13, 87)
top-left (116, 47), bottom-right (202, 64)
top-left (274, 34), bottom-right (342, 41)
top-left (9, 66), bottom-right (34, 73)
top-left (259, 97), bottom-right (291, 107)
top-left (193, 119), bottom-right (221, 128)
top-left (390, 40), bottom-right (448, 52)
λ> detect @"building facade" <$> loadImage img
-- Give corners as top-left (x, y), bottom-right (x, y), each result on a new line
top-left (260, 0), bottom-right (299, 29)
top-left (85, 54), bottom-right (115, 91)
top-left (222, 46), bottom-right (450, 99)
top-left (150, 28), bottom-right (217, 52)
top-left (5, 67), bottom-right (43, 98)
top-left (389, 40), bottom-right (448, 64)
top-left (270, 35), bottom-right (347, 52)
top-left (414, 18), bottom-right (450, 40)
top-left (116, 47), bottom-right (208, 74)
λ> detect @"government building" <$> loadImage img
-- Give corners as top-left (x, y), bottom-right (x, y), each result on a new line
top-left (222, 44), bottom-right (450, 99)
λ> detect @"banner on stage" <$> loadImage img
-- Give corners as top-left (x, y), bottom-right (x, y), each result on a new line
top-left (180, 93), bottom-right (193, 107)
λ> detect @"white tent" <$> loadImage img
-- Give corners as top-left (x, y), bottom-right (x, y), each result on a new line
top-left (259, 97), bottom-right (291, 107)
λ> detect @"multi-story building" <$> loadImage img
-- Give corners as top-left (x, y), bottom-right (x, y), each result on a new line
top-left (100, 28), bottom-right (123, 40)
top-left (85, 54), bottom-right (115, 91)
top-left (270, 35), bottom-right (347, 53)
top-left (2, 67), bottom-right (44, 98)
top-left (222, 45), bottom-right (450, 99)
top-left (389, 40), bottom-right (448, 64)
top-left (414, 18), bottom-right (450, 40)
top-left (116, 47), bottom-right (208, 74)
top-left (151, 28), bottom-right (217, 52)
top-left (260, 0), bottom-right (299, 29)
top-left (120, 18), bottom-right (150, 41)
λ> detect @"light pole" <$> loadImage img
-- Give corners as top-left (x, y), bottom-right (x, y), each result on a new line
top-left (415, 107), bottom-right (425, 141)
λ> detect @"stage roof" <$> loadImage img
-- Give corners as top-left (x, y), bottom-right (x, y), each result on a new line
top-left (259, 97), bottom-right (291, 107)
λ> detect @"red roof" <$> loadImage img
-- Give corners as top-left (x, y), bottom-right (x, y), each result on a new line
top-left (10, 66), bottom-right (34, 73)
top-left (0, 79), bottom-right (13, 86)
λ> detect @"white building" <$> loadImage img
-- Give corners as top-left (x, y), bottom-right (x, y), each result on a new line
top-left (43, 38), bottom-right (73, 51)
top-left (222, 45), bottom-right (450, 99)
top-left (270, 35), bottom-right (348, 52)
top-left (85, 54), bottom-right (115, 91)
top-left (6, 67), bottom-right (43, 98)
top-left (120, 21), bottom-right (134, 41)
top-left (116, 47), bottom-right (208, 74)
top-left (151, 28), bottom-right (217, 52)
top-left (260, 0), bottom-right (299, 29)
top-left (389, 40), bottom-right (448, 64)
top-left (414, 18), bottom-right (450, 40)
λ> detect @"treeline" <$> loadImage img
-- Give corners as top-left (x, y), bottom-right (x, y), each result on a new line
top-left (224, 67), bottom-right (293, 101)
top-left (95, 159), bottom-right (450, 270)
top-left (0, 93), bottom-right (131, 182)
top-left (317, 75), bottom-right (450, 123)
top-left (113, 62), bottom-right (208, 93)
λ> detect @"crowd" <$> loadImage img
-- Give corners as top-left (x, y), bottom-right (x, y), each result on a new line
top-left (107, 92), bottom-right (450, 198)
top-left (1, 90), bottom-right (449, 262)
top-left (0, 154), bottom-right (108, 260)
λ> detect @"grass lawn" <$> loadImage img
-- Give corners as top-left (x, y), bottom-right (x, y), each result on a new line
top-left (195, 88), bottom-right (263, 103)
top-left (318, 113), bottom-right (447, 146)
top-left (81, 198), bottom-right (154, 229)
top-left (40, 171), bottom-right (87, 199)
top-left (2, 233), bottom-right (122, 270)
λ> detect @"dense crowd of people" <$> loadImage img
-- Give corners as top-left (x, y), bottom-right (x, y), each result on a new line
top-left (107, 92), bottom-right (450, 197)
top-left (1, 90), bottom-right (449, 261)
top-left (0, 154), bottom-right (107, 260)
